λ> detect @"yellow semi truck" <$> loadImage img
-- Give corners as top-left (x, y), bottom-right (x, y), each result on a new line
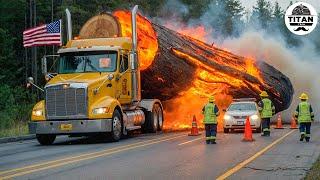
top-left (28, 6), bottom-right (164, 145)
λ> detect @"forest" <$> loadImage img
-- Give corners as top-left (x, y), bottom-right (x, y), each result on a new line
top-left (0, 0), bottom-right (319, 136)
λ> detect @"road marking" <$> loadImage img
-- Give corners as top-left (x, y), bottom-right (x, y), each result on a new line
top-left (216, 129), bottom-right (296, 180)
top-left (0, 134), bottom-right (185, 179)
top-left (178, 137), bottom-right (204, 146)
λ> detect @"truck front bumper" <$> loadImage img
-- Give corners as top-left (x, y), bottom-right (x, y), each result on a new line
top-left (29, 119), bottom-right (112, 135)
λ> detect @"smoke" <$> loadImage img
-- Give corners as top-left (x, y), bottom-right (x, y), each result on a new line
top-left (220, 31), bottom-right (320, 121)
top-left (155, 0), bottom-right (320, 122)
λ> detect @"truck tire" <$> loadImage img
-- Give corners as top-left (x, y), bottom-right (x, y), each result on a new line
top-left (111, 109), bottom-right (122, 142)
top-left (36, 134), bottom-right (56, 145)
top-left (224, 128), bottom-right (229, 133)
top-left (143, 103), bottom-right (163, 133)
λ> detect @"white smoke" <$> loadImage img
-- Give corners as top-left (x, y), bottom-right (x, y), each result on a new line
top-left (220, 30), bottom-right (320, 121)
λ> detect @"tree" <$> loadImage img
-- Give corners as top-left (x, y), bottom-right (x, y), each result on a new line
top-left (250, 0), bottom-right (273, 29)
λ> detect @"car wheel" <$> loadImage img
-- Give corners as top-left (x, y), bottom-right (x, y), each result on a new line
top-left (36, 134), bottom-right (56, 145)
top-left (111, 109), bottom-right (122, 142)
top-left (224, 128), bottom-right (229, 133)
top-left (256, 124), bottom-right (262, 133)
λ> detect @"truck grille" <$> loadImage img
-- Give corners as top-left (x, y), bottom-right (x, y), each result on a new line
top-left (233, 115), bottom-right (247, 119)
top-left (45, 84), bottom-right (87, 120)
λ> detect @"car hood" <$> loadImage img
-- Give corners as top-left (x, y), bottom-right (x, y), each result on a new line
top-left (226, 111), bottom-right (258, 116)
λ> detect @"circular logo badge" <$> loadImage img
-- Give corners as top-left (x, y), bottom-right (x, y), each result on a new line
top-left (285, 2), bottom-right (318, 35)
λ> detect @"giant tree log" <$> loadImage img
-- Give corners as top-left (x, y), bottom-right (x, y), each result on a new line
top-left (80, 11), bottom-right (294, 112)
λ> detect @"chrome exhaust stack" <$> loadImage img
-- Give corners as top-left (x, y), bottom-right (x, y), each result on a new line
top-left (131, 5), bottom-right (141, 102)
top-left (65, 9), bottom-right (73, 41)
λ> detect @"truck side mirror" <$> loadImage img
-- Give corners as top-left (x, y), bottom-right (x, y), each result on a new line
top-left (26, 77), bottom-right (34, 88)
top-left (41, 56), bottom-right (47, 75)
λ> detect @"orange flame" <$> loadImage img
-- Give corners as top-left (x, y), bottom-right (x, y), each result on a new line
top-left (113, 11), bottom-right (158, 70)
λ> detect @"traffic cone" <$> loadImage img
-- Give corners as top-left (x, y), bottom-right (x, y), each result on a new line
top-left (243, 117), bottom-right (254, 142)
top-left (188, 115), bottom-right (201, 136)
top-left (274, 114), bottom-right (284, 129)
top-left (290, 116), bottom-right (298, 129)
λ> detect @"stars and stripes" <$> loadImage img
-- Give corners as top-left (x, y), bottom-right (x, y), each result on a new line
top-left (23, 20), bottom-right (62, 47)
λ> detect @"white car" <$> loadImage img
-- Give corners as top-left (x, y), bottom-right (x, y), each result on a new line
top-left (223, 99), bottom-right (261, 133)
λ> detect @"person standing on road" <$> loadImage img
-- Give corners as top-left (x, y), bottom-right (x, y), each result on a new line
top-left (258, 91), bottom-right (275, 136)
top-left (202, 96), bottom-right (220, 144)
top-left (294, 93), bottom-right (315, 142)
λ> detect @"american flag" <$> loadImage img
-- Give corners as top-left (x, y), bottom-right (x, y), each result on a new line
top-left (23, 20), bottom-right (62, 47)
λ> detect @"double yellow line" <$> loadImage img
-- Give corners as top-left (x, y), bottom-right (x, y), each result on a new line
top-left (0, 134), bottom-right (185, 179)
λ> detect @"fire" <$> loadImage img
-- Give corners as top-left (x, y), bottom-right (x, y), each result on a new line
top-left (164, 23), bottom-right (213, 43)
top-left (113, 11), bottom-right (267, 131)
top-left (113, 11), bottom-right (158, 70)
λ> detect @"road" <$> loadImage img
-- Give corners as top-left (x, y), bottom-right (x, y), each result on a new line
top-left (1, 124), bottom-right (320, 180)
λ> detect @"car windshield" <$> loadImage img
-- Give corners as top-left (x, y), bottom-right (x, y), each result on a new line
top-left (58, 51), bottom-right (117, 74)
top-left (228, 103), bottom-right (257, 111)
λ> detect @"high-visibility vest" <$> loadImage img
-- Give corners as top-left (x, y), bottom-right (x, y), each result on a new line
top-left (261, 98), bottom-right (273, 118)
top-left (298, 102), bottom-right (312, 123)
top-left (203, 103), bottom-right (217, 124)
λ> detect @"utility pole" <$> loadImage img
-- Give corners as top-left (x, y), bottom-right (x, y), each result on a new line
top-left (33, 0), bottom-right (38, 99)
top-left (29, 0), bottom-right (34, 95)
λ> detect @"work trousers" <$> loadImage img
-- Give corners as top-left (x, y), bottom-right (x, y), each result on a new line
top-left (299, 122), bottom-right (311, 141)
top-left (262, 118), bottom-right (271, 136)
top-left (205, 124), bottom-right (217, 142)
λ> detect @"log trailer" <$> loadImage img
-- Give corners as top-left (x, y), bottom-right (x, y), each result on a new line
top-left (28, 5), bottom-right (164, 145)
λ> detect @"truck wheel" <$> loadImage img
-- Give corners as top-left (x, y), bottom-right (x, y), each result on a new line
top-left (111, 109), bottom-right (122, 142)
top-left (156, 104), bottom-right (164, 131)
top-left (36, 134), bottom-right (56, 145)
top-left (144, 103), bottom-right (163, 133)
top-left (224, 128), bottom-right (229, 133)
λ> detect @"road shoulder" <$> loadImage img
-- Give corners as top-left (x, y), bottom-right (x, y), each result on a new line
top-left (231, 123), bottom-right (320, 180)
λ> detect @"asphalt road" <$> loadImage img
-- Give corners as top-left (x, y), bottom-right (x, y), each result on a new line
top-left (1, 124), bottom-right (320, 180)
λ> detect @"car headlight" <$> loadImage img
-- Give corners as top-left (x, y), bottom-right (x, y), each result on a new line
top-left (93, 107), bottom-right (109, 114)
top-left (32, 109), bottom-right (43, 116)
top-left (224, 114), bottom-right (232, 121)
top-left (250, 114), bottom-right (259, 120)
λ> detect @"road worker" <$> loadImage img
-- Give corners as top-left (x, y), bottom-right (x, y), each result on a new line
top-left (258, 91), bottom-right (275, 136)
top-left (202, 96), bottom-right (219, 144)
top-left (294, 93), bottom-right (315, 142)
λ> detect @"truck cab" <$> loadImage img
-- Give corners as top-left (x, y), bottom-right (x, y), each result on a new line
top-left (28, 6), bottom-right (164, 145)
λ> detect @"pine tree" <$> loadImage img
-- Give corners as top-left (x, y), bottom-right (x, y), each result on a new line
top-left (251, 0), bottom-right (273, 29)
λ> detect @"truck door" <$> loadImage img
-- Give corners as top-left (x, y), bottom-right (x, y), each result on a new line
top-left (117, 52), bottom-right (132, 104)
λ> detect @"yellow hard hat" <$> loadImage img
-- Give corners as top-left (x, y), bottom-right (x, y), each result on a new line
top-left (299, 93), bottom-right (308, 100)
top-left (260, 91), bottom-right (268, 97)
top-left (209, 96), bottom-right (215, 102)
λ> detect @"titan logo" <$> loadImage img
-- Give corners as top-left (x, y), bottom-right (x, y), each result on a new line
top-left (285, 2), bottom-right (318, 35)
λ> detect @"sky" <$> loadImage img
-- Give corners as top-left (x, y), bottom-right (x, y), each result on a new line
top-left (238, 0), bottom-right (320, 12)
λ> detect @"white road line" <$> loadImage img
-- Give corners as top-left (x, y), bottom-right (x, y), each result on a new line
top-left (178, 137), bottom-right (204, 146)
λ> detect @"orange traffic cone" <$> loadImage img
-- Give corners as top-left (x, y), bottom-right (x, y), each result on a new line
top-left (188, 115), bottom-right (201, 136)
top-left (290, 116), bottom-right (298, 129)
top-left (243, 117), bottom-right (254, 142)
top-left (274, 114), bottom-right (284, 129)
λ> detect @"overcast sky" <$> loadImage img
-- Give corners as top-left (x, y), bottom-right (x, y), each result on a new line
top-left (238, 0), bottom-right (320, 12)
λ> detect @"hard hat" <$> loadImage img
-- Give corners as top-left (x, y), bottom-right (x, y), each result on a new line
top-left (208, 96), bottom-right (215, 102)
top-left (299, 93), bottom-right (308, 100)
top-left (260, 91), bottom-right (268, 97)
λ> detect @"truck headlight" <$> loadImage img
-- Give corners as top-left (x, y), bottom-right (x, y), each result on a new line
top-left (250, 114), bottom-right (259, 120)
top-left (32, 109), bottom-right (43, 116)
top-left (224, 114), bottom-right (232, 121)
top-left (93, 107), bottom-right (109, 114)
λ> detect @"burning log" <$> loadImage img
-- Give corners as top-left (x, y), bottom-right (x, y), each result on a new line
top-left (80, 11), bottom-right (294, 114)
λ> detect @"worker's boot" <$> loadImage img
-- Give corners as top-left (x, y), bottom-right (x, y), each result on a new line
top-left (206, 140), bottom-right (210, 144)
top-left (211, 140), bottom-right (216, 144)
top-left (300, 134), bottom-right (305, 141)
top-left (306, 137), bottom-right (310, 142)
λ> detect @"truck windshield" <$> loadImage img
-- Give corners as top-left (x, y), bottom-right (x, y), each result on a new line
top-left (228, 103), bottom-right (257, 111)
top-left (58, 51), bottom-right (117, 74)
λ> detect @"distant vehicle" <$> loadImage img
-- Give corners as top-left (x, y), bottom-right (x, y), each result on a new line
top-left (223, 98), bottom-right (261, 133)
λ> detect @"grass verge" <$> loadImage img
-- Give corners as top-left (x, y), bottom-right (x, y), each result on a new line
top-left (305, 155), bottom-right (320, 180)
top-left (0, 123), bottom-right (29, 138)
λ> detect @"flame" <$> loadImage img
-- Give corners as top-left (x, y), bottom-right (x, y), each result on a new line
top-left (113, 11), bottom-right (267, 131)
top-left (113, 11), bottom-right (158, 70)
top-left (164, 23), bottom-right (213, 43)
